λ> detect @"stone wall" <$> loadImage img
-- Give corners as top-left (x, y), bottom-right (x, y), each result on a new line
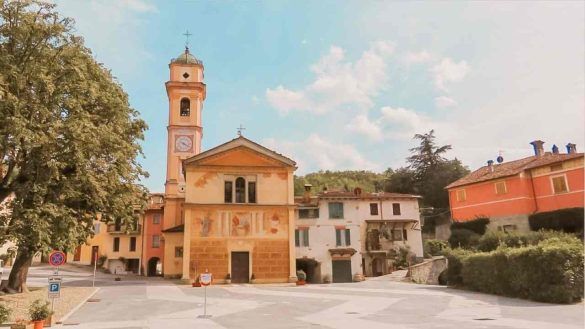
top-left (487, 214), bottom-right (530, 233)
top-left (409, 256), bottom-right (447, 285)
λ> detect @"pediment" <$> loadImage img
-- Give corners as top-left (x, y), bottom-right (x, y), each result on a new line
top-left (184, 136), bottom-right (296, 168)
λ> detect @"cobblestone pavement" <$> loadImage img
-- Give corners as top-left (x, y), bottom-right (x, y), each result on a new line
top-left (55, 276), bottom-right (584, 329)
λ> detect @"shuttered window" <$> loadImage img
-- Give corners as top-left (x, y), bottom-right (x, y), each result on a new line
top-left (224, 181), bottom-right (233, 203)
top-left (328, 202), bottom-right (344, 219)
top-left (335, 228), bottom-right (351, 246)
top-left (248, 182), bottom-right (257, 203)
top-left (552, 175), bottom-right (568, 194)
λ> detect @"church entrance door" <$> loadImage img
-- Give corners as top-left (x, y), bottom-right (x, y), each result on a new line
top-left (231, 251), bottom-right (250, 283)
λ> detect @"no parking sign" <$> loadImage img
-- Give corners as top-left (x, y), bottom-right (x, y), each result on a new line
top-left (49, 251), bottom-right (66, 267)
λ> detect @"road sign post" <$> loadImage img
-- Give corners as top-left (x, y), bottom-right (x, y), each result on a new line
top-left (48, 251), bottom-right (66, 314)
top-left (197, 271), bottom-right (213, 319)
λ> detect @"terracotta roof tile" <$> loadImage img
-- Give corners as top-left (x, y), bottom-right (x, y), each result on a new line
top-left (446, 152), bottom-right (583, 189)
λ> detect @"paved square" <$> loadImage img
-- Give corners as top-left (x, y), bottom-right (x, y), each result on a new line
top-left (58, 278), bottom-right (584, 329)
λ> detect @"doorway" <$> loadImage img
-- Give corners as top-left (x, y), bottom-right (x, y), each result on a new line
top-left (90, 246), bottom-right (99, 266)
top-left (332, 259), bottom-right (352, 283)
top-left (231, 252), bottom-right (250, 283)
top-left (147, 257), bottom-right (161, 276)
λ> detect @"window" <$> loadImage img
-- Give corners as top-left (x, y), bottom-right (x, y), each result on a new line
top-left (370, 203), bottom-right (379, 215)
top-left (235, 177), bottom-right (246, 203)
top-left (180, 98), bottom-right (190, 116)
top-left (456, 189), bottom-right (466, 202)
top-left (175, 247), bottom-right (183, 258)
top-left (248, 182), bottom-right (256, 203)
top-left (551, 175), bottom-right (568, 194)
top-left (113, 237), bottom-right (120, 252)
top-left (114, 219), bottom-right (122, 231)
top-left (335, 228), bottom-right (351, 246)
top-left (153, 213), bottom-right (161, 224)
top-left (495, 181), bottom-right (507, 195)
top-left (93, 223), bottom-right (101, 234)
top-left (391, 229), bottom-right (403, 241)
top-left (328, 202), bottom-right (344, 219)
top-left (501, 224), bottom-right (517, 233)
top-left (392, 203), bottom-right (401, 215)
top-left (295, 228), bottom-right (309, 247)
top-left (152, 235), bottom-right (160, 248)
top-left (299, 208), bottom-right (319, 219)
top-left (129, 237), bottom-right (136, 252)
top-left (224, 181), bottom-right (233, 203)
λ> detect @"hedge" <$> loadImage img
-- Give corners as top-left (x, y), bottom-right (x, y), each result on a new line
top-left (451, 217), bottom-right (489, 235)
top-left (529, 208), bottom-right (584, 233)
top-left (448, 228), bottom-right (480, 249)
top-left (424, 239), bottom-right (448, 257)
top-left (447, 237), bottom-right (584, 304)
top-left (476, 230), bottom-right (578, 252)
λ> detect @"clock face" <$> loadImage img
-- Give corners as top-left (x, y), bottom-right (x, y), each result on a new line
top-left (175, 135), bottom-right (193, 152)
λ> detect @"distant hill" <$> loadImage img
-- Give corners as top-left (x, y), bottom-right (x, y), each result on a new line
top-left (294, 170), bottom-right (388, 196)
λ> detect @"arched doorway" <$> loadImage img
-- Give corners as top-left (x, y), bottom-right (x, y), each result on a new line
top-left (147, 257), bottom-right (161, 277)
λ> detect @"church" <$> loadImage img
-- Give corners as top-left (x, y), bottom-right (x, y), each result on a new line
top-left (69, 47), bottom-right (298, 283)
top-left (155, 47), bottom-right (298, 283)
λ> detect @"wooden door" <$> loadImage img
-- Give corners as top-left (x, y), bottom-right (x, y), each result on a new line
top-left (231, 252), bottom-right (250, 283)
top-left (332, 260), bottom-right (352, 283)
top-left (91, 246), bottom-right (99, 265)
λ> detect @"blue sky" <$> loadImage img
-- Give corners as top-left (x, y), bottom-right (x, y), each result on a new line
top-left (54, 1), bottom-right (584, 193)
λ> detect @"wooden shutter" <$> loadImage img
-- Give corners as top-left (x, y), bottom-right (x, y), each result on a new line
top-left (345, 229), bottom-right (351, 245)
top-left (295, 229), bottom-right (300, 247)
top-left (335, 229), bottom-right (341, 246)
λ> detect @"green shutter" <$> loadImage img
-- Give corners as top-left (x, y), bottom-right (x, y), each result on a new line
top-left (295, 229), bottom-right (300, 247)
top-left (304, 229), bottom-right (310, 247)
top-left (403, 229), bottom-right (408, 241)
top-left (335, 229), bottom-right (341, 246)
top-left (345, 229), bottom-right (351, 245)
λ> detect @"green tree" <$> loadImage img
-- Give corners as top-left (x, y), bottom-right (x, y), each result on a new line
top-left (294, 170), bottom-right (388, 196)
top-left (0, 0), bottom-right (147, 293)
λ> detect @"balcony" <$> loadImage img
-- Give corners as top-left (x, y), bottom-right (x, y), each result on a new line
top-left (107, 224), bottom-right (142, 234)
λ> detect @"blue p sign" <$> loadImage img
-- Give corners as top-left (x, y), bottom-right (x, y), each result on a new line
top-left (50, 283), bottom-right (59, 292)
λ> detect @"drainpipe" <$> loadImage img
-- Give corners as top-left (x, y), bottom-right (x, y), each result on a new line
top-left (528, 171), bottom-right (538, 214)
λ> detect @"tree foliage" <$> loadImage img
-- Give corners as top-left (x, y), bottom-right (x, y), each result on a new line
top-left (0, 0), bottom-right (147, 292)
top-left (294, 170), bottom-right (387, 195)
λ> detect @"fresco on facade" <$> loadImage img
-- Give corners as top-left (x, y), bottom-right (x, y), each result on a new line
top-left (231, 212), bottom-right (251, 236)
top-left (200, 212), bottom-right (213, 237)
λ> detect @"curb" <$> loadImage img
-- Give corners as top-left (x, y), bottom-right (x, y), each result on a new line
top-left (56, 287), bottom-right (100, 325)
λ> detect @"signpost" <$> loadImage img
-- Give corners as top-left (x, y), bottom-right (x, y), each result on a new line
top-left (197, 270), bottom-right (213, 319)
top-left (48, 251), bottom-right (66, 314)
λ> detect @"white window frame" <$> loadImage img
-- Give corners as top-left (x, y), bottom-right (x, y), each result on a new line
top-left (224, 175), bottom-right (257, 204)
top-left (550, 174), bottom-right (569, 194)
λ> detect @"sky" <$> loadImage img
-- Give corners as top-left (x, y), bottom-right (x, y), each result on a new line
top-left (53, 0), bottom-right (585, 193)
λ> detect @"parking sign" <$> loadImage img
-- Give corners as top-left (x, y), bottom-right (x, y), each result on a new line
top-left (48, 278), bottom-right (61, 299)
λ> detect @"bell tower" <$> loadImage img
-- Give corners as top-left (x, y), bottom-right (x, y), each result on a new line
top-left (163, 45), bottom-right (206, 229)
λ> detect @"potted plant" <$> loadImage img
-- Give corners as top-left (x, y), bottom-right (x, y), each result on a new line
top-left (192, 276), bottom-right (201, 287)
top-left (10, 319), bottom-right (27, 329)
top-left (29, 299), bottom-right (52, 329)
top-left (296, 270), bottom-right (306, 286)
top-left (225, 273), bottom-right (231, 284)
top-left (249, 273), bottom-right (256, 284)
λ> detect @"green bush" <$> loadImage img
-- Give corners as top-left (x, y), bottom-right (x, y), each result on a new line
top-left (442, 248), bottom-right (474, 286)
top-left (424, 239), bottom-right (448, 257)
top-left (448, 228), bottom-right (480, 249)
top-left (296, 270), bottom-right (306, 281)
top-left (529, 208), bottom-right (584, 233)
top-left (394, 246), bottom-right (416, 268)
top-left (29, 299), bottom-right (52, 321)
top-left (477, 230), bottom-right (580, 252)
top-left (457, 237), bottom-right (584, 303)
top-left (0, 304), bottom-right (10, 324)
top-left (451, 217), bottom-right (489, 235)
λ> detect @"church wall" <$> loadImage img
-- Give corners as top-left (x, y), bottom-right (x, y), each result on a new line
top-left (185, 205), bottom-right (292, 283)
top-left (162, 233), bottom-right (184, 278)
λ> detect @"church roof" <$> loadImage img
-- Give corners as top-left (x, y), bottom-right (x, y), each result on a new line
top-left (183, 135), bottom-right (296, 167)
top-left (171, 47), bottom-right (202, 65)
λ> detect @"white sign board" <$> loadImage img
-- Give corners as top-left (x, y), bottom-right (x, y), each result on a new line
top-left (48, 281), bottom-right (61, 299)
top-left (200, 273), bottom-right (212, 286)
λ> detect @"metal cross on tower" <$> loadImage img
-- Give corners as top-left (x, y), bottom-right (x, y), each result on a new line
top-left (237, 124), bottom-right (246, 136)
top-left (183, 30), bottom-right (192, 49)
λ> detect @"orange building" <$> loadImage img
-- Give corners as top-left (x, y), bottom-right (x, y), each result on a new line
top-left (142, 193), bottom-right (164, 276)
top-left (446, 140), bottom-right (583, 231)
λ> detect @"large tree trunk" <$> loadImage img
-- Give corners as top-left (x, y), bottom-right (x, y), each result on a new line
top-left (4, 250), bottom-right (33, 294)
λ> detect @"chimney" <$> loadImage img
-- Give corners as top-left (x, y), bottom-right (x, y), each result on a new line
top-left (566, 143), bottom-right (577, 154)
top-left (487, 160), bottom-right (494, 172)
top-left (322, 186), bottom-right (328, 194)
top-left (303, 184), bottom-right (312, 203)
top-left (552, 144), bottom-right (559, 154)
top-left (530, 140), bottom-right (545, 157)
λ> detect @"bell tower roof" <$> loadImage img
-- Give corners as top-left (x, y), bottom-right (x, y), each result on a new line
top-left (171, 47), bottom-right (202, 66)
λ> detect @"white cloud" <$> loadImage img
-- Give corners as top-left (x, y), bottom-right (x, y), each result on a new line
top-left (404, 50), bottom-right (432, 64)
top-left (263, 134), bottom-right (381, 174)
top-left (122, 0), bottom-right (158, 12)
top-left (266, 41), bottom-right (395, 114)
top-left (431, 58), bottom-right (470, 91)
top-left (345, 115), bottom-right (384, 141)
top-left (435, 96), bottom-right (458, 108)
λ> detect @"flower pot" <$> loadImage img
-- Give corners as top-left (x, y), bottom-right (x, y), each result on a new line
top-left (43, 314), bottom-right (52, 327)
top-left (296, 280), bottom-right (306, 286)
top-left (33, 320), bottom-right (44, 329)
top-left (192, 282), bottom-right (201, 287)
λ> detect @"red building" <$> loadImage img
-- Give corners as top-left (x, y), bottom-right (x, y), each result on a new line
top-left (142, 193), bottom-right (165, 276)
top-left (446, 141), bottom-right (583, 231)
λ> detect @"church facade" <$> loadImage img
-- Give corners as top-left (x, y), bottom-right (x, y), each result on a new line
top-left (161, 48), bottom-right (297, 283)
